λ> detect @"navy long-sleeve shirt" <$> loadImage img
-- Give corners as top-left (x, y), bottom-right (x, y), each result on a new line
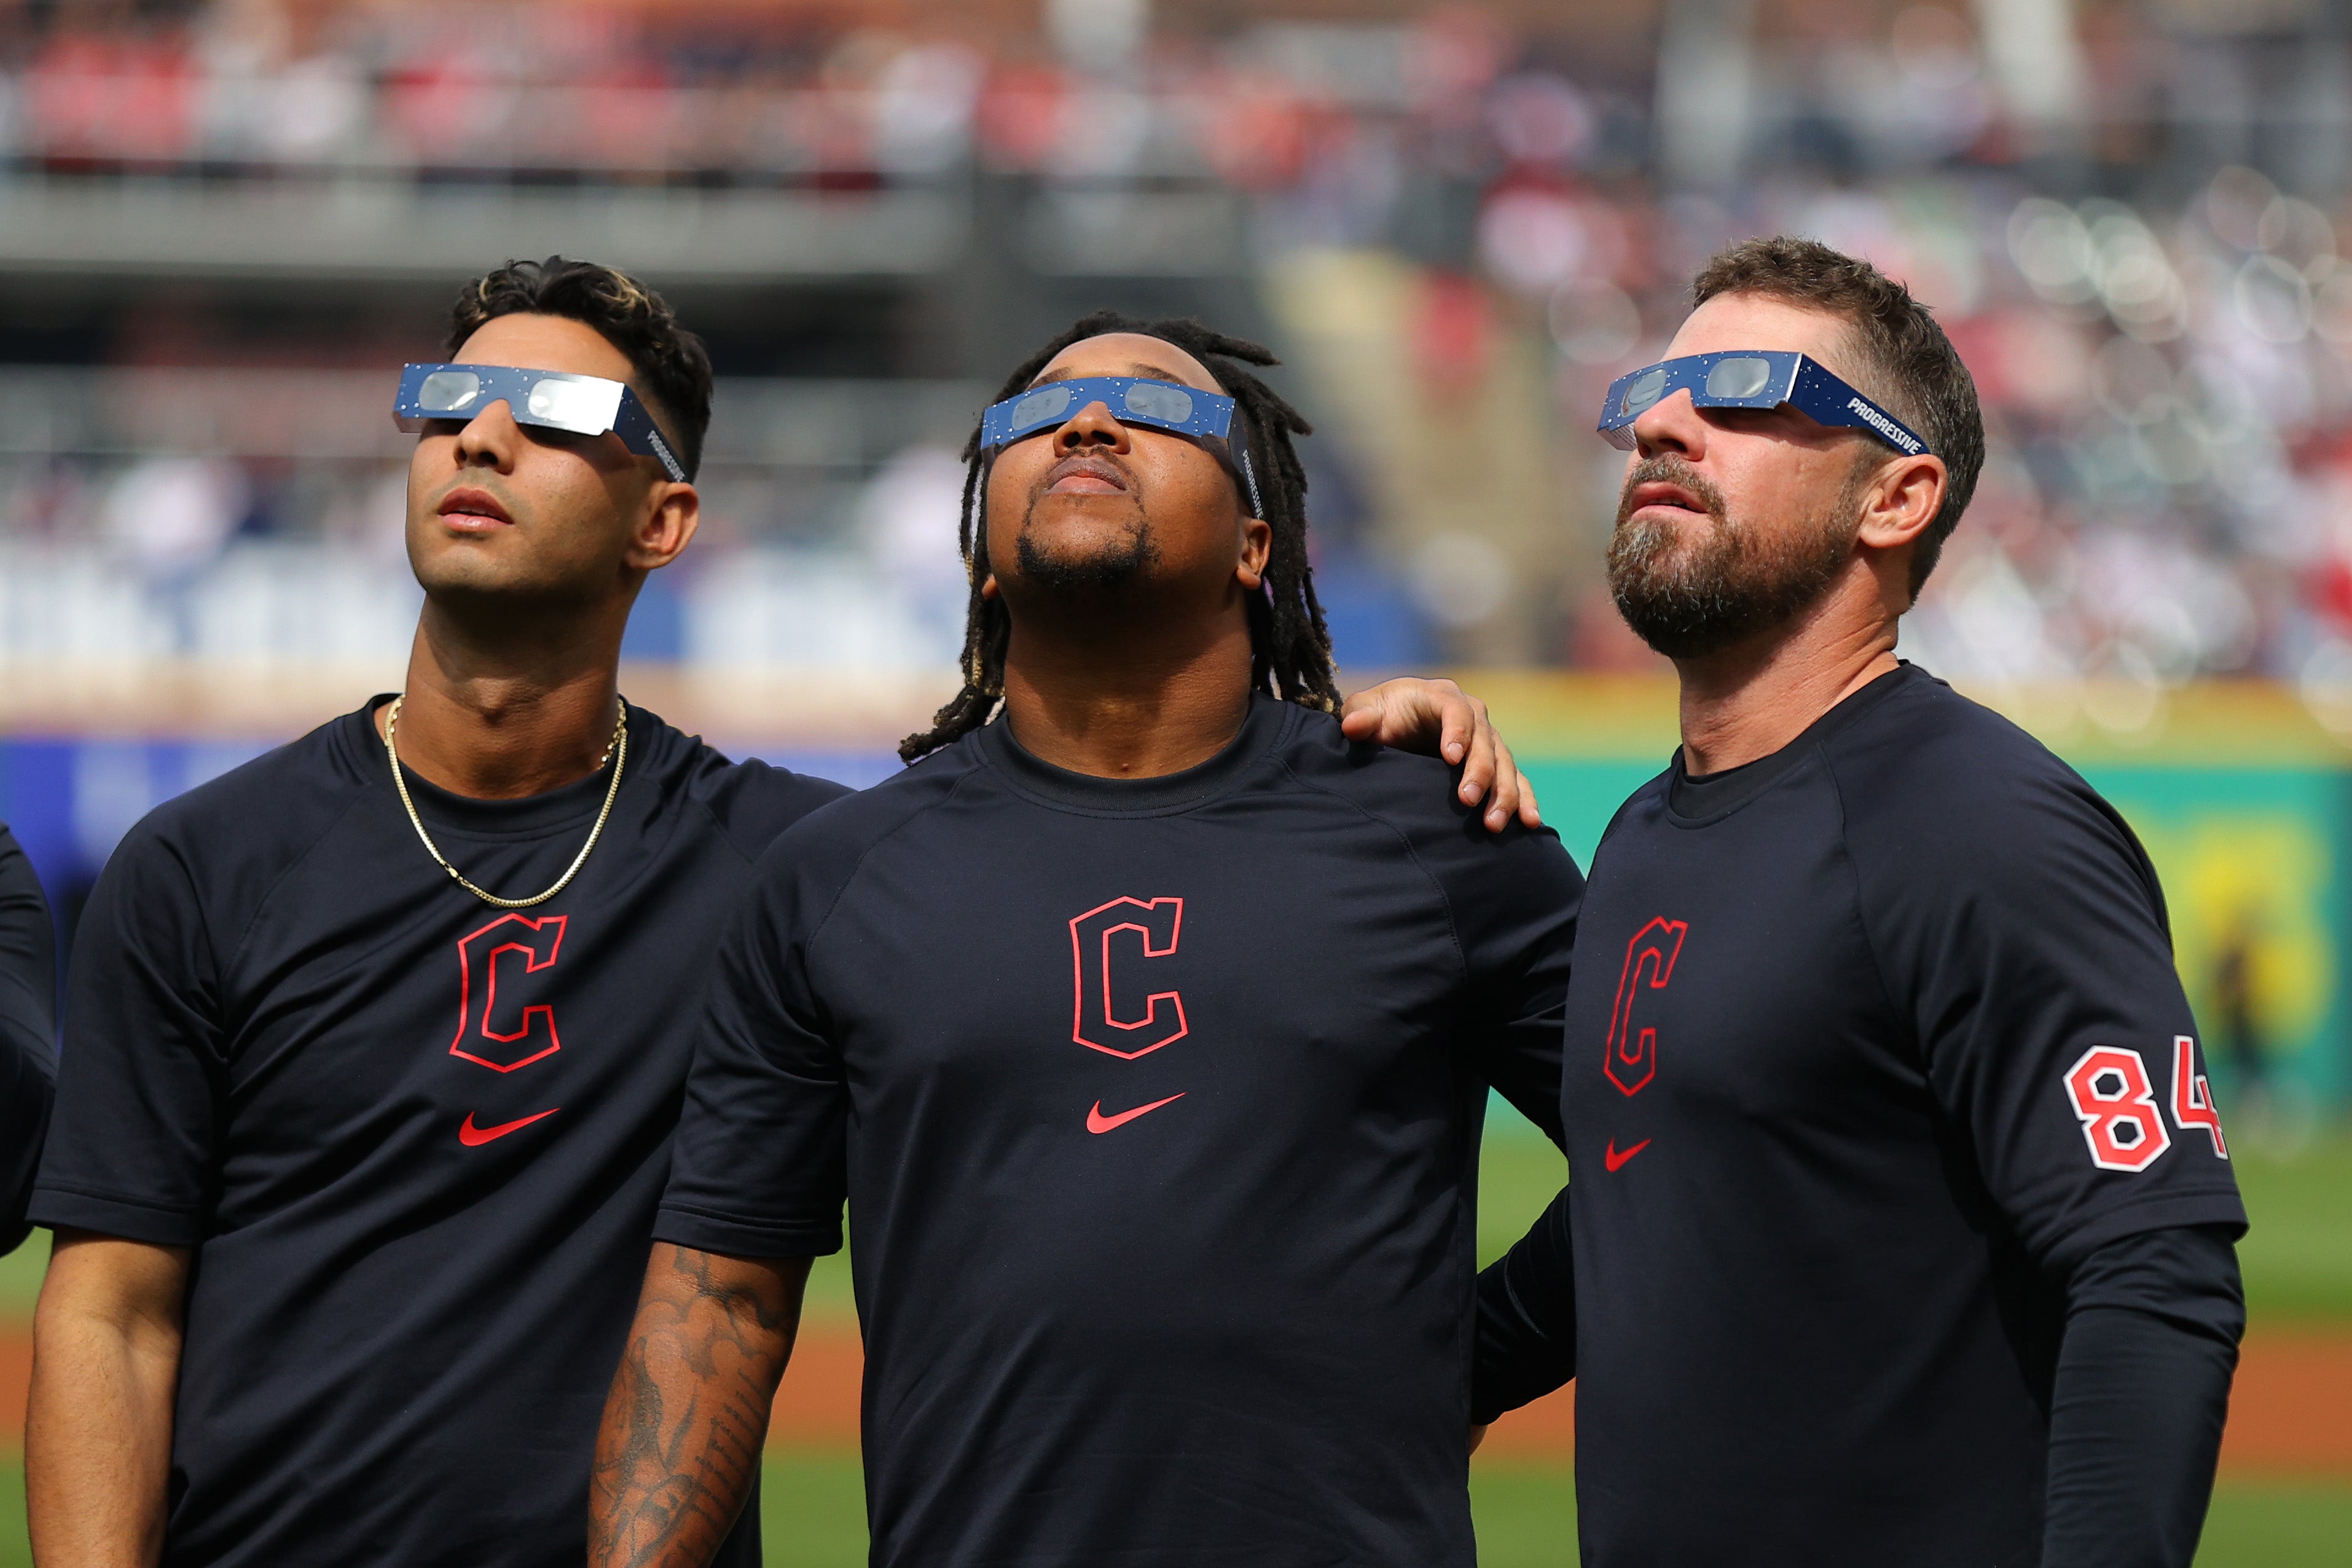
top-left (1472, 664), bottom-right (2244, 1567)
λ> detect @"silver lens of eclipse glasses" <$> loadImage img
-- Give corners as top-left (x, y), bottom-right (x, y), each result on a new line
top-left (1123, 383), bottom-right (1193, 423)
top-left (1622, 366), bottom-right (1668, 416)
top-left (525, 377), bottom-right (610, 429)
top-left (1704, 356), bottom-right (1774, 399)
top-left (1009, 385), bottom-right (1073, 430)
top-left (418, 370), bottom-right (482, 414)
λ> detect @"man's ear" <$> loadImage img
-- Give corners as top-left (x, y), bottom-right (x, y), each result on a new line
top-left (980, 572), bottom-right (1000, 600)
top-left (1856, 452), bottom-right (1945, 555)
top-left (1235, 515), bottom-right (1273, 592)
top-left (628, 481), bottom-right (699, 572)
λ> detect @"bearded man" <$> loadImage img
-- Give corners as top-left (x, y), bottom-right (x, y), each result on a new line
top-left (1472, 238), bottom-right (2246, 1568)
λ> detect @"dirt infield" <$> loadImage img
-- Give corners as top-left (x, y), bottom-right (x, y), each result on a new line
top-left (0, 1323), bottom-right (2340, 1476)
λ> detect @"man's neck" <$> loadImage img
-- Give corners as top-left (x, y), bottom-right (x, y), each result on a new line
top-left (1673, 574), bottom-right (1900, 776)
top-left (375, 601), bottom-right (626, 800)
top-left (996, 606), bottom-right (1256, 780)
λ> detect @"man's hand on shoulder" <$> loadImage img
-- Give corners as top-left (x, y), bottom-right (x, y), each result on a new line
top-left (1338, 678), bottom-right (1542, 833)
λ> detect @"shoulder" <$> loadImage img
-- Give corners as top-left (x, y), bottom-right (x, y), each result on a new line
top-left (751, 736), bottom-right (981, 897)
top-left (631, 711), bottom-right (857, 863)
top-left (1819, 669), bottom-right (2160, 920)
top-left (1821, 668), bottom-right (2130, 842)
top-left (1266, 704), bottom-right (1584, 882)
top-left (1263, 702), bottom-right (1462, 813)
top-left (87, 713), bottom-right (374, 944)
top-left (0, 821), bottom-right (33, 882)
top-left (120, 713), bottom-right (371, 876)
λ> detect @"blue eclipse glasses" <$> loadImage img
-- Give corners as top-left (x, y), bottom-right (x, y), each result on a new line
top-left (1597, 351), bottom-right (1932, 458)
top-left (394, 363), bottom-right (688, 482)
top-left (979, 375), bottom-right (1263, 518)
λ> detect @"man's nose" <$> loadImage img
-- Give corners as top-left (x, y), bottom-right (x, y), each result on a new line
top-left (1631, 389), bottom-right (1704, 458)
top-left (454, 399), bottom-right (522, 467)
top-left (1056, 400), bottom-right (1132, 452)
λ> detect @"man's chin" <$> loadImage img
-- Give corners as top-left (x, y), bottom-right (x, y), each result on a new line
top-left (1012, 524), bottom-right (1158, 593)
top-left (1612, 568), bottom-right (1842, 661)
top-left (1617, 611), bottom-right (1758, 662)
top-left (412, 557), bottom-right (592, 610)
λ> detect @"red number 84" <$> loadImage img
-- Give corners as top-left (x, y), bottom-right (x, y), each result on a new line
top-left (2063, 1037), bottom-right (2228, 1173)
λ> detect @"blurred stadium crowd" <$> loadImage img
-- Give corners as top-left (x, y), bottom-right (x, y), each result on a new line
top-left (2, 0), bottom-right (2351, 724)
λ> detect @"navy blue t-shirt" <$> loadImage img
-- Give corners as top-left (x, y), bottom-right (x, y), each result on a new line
top-left (657, 696), bottom-right (1584, 1568)
top-left (31, 700), bottom-right (845, 1568)
top-left (0, 823), bottom-right (55, 1253)
top-left (1498, 664), bottom-right (2246, 1567)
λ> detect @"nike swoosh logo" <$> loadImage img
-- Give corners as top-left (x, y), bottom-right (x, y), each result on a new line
top-left (1603, 1137), bottom-right (1650, 1172)
top-left (1086, 1093), bottom-right (1185, 1134)
top-left (460, 1108), bottom-right (560, 1147)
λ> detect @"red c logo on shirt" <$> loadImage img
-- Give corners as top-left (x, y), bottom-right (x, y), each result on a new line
top-left (451, 914), bottom-right (567, 1072)
top-left (1070, 896), bottom-right (1188, 1059)
top-left (1605, 917), bottom-right (1686, 1097)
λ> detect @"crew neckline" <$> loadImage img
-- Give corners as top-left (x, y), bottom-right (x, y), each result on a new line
top-left (976, 694), bottom-right (1292, 814)
top-left (354, 696), bottom-right (635, 839)
top-left (1665, 662), bottom-right (1920, 823)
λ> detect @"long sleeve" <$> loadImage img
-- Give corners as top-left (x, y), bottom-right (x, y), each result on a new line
top-left (2042, 1223), bottom-right (2243, 1568)
top-left (1470, 1182), bottom-right (1575, 1424)
top-left (0, 823), bottom-right (57, 1253)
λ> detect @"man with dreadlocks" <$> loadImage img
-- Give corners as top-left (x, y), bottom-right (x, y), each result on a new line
top-left (588, 315), bottom-right (1586, 1568)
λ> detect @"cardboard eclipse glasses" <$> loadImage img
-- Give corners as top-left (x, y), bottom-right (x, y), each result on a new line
top-left (980, 375), bottom-right (1263, 519)
top-left (1597, 350), bottom-right (1932, 458)
top-left (394, 363), bottom-right (688, 482)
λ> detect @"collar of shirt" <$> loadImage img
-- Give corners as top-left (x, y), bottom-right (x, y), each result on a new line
top-left (976, 693), bottom-right (1291, 815)
top-left (1666, 662), bottom-right (1920, 822)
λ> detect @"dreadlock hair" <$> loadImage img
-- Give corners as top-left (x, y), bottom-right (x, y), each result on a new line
top-left (899, 311), bottom-right (1338, 764)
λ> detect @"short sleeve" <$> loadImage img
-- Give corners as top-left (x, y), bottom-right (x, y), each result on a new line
top-left (31, 828), bottom-right (225, 1246)
top-left (1848, 761), bottom-right (2246, 1271)
top-left (654, 839), bottom-right (850, 1259)
top-left (1417, 815), bottom-right (1583, 1145)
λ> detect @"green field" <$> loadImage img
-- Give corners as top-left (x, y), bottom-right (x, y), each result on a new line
top-left (748, 1459), bottom-right (2352, 1566)
top-left (0, 1125), bottom-right (2343, 1564)
top-left (0, 1453), bottom-right (2326, 1567)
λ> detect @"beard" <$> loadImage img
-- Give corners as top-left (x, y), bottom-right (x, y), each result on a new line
top-left (1013, 498), bottom-right (1161, 591)
top-left (1606, 455), bottom-right (1861, 659)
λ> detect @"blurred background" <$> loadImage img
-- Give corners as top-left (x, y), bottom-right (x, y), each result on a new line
top-left (0, 0), bottom-right (2348, 1561)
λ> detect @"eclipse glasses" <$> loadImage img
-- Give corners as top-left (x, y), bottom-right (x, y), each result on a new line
top-left (1596, 351), bottom-right (1931, 458)
top-left (979, 375), bottom-right (1263, 519)
top-left (394, 363), bottom-right (688, 482)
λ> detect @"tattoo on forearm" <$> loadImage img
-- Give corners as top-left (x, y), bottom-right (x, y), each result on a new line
top-left (590, 1248), bottom-right (803, 1568)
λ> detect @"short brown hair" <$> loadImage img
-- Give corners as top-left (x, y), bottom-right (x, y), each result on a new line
top-left (447, 256), bottom-right (714, 480)
top-left (1692, 236), bottom-right (1983, 597)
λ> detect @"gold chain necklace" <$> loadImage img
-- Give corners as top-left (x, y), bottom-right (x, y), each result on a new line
top-left (382, 695), bottom-right (629, 910)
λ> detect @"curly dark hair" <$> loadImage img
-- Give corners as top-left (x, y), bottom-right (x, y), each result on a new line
top-left (1693, 236), bottom-right (1985, 597)
top-left (900, 311), bottom-right (1338, 764)
top-left (447, 256), bottom-right (715, 480)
